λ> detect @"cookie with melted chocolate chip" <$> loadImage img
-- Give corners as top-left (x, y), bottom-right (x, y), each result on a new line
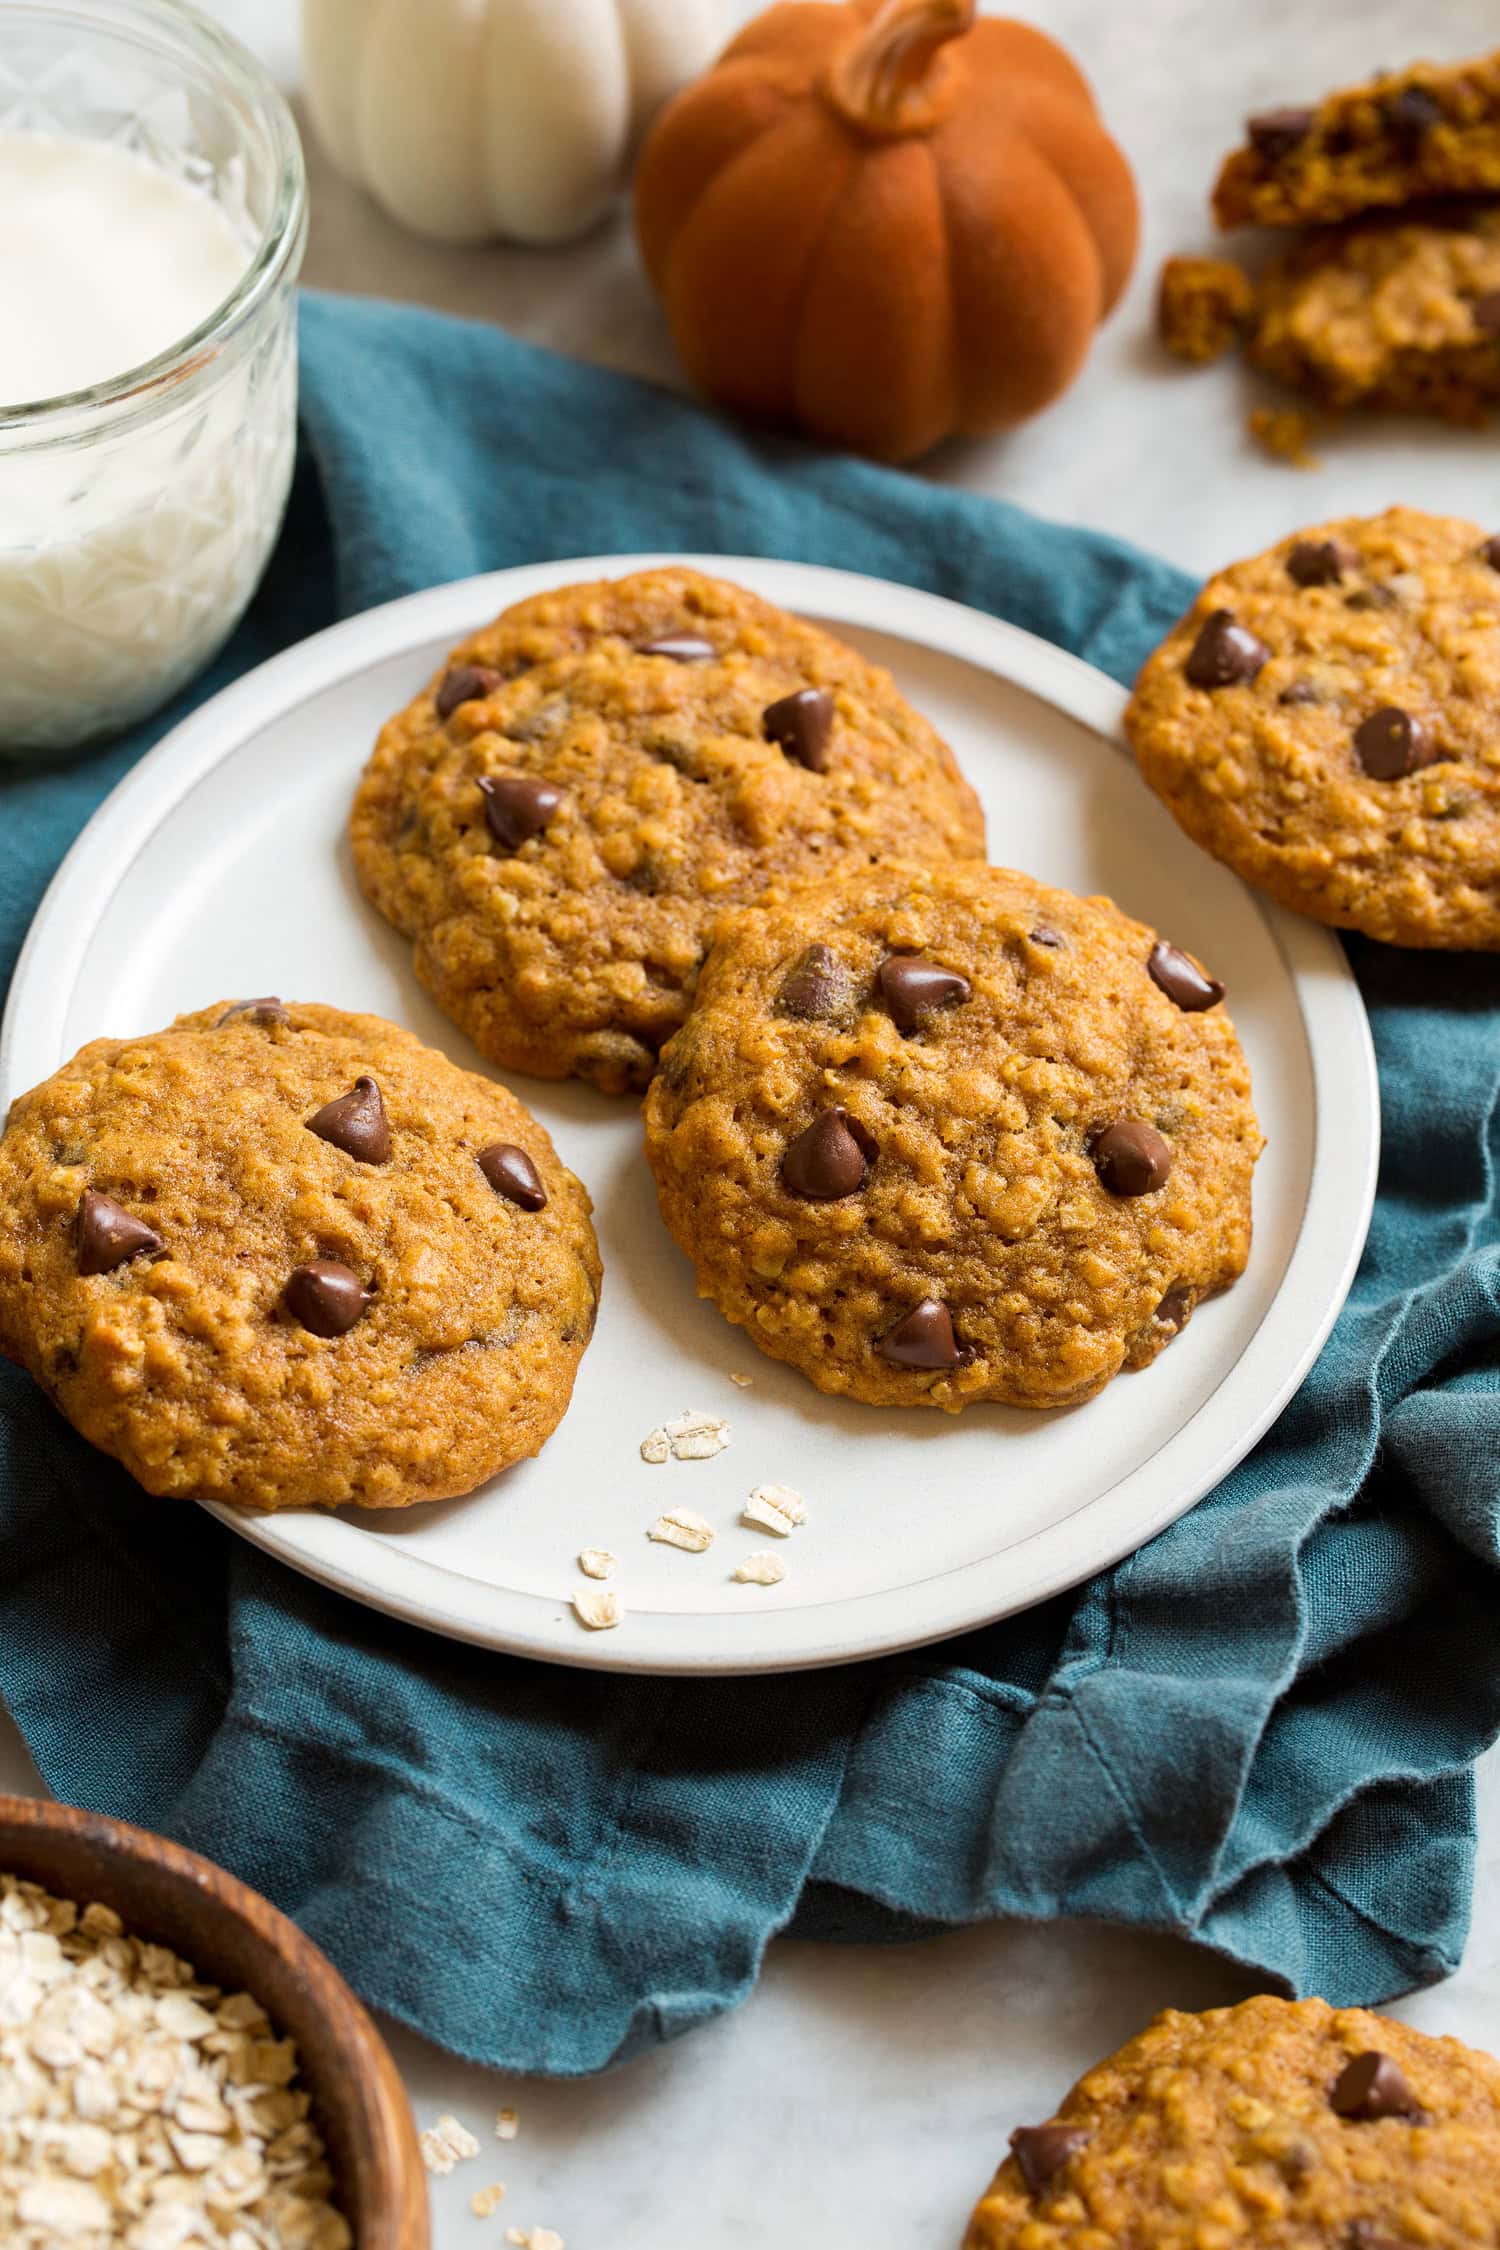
top-left (643, 861), bottom-right (1260, 1412)
top-left (963, 1995), bottom-right (1500, 2249)
top-left (1126, 508), bottom-right (1500, 948)
top-left (0, 1001), bottom-right (599, 1510)
top-left (350, 568), bottom-right (985, 1095)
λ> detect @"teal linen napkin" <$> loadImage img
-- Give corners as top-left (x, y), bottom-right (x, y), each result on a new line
top-left (2, 294), bottom-right (1499, 2072)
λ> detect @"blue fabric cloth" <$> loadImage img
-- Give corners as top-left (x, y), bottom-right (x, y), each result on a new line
top-left (2, 294), bottom-right (1499, 2074)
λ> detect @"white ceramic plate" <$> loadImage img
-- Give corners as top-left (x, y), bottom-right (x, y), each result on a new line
top-left (1, 555), bottom-right (1378, 1675)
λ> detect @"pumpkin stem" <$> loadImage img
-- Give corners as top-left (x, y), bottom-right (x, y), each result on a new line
top-left (827, 0), bottom-right (976, 136)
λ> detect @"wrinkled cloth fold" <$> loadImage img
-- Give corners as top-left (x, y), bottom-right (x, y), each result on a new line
top-left (1, 294), bottom-right (1498, 2073)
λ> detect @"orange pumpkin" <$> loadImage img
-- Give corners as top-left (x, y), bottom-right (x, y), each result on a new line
top-left (635, 0), bottom-right (1138, 462)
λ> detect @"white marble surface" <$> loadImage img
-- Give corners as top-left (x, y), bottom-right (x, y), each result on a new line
top-left (7, 1), bottom-right (1500, 2241)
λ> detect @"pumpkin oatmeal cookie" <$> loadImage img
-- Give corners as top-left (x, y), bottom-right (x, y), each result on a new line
top-left (1250, 209), bottom-right (1500, 419)
top-left (1126, 508), bottom-right (1500, 948)
top-left (1214, 49), bottom-right (1500, 228)
top-left (350, 568), bottom-right (985, 1095)
top-left (643, 860), bottom-right (1259, 1413)
top-left (964, 1993), bottom-right (1500, 2248)
top-left (0, 1000), bottom-right (600, 1510)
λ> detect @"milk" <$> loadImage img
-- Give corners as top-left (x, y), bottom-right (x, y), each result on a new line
top-left (0, 131), bottom-right (299, 757)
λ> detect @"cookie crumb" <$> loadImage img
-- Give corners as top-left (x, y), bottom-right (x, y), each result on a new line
top-left (1157, 254), bottom-right (1255, 364)
top-left (742, 1482), bottom-right (806, 1536)
top-left (734, 1550), bottom-right (787, 1586)
top-left (664, 1408), bottom-right (731, 1460)
top-left (577, 1548), bottom-right (617, 1580)
top-left (572, 1588), bottom-right (623, 1630)
top-left (472, 2183), bottom-right (508, 2217)
top-left (496, 2107), bottom-right (519, 2141)
top-left (422, 2114), bottom-right (480, 2175)
top-left (648, 1507), bottom-right (715, 1553)
top-left (1247, 403), bottom-right (1320, 468)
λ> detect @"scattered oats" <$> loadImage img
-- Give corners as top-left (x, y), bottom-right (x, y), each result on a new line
top-left (639, 1426), bottom-right (671, 1464)
top-left (664, 1408), bottom-right (730, 1460)
top-left (496, 2106), bottom-right (519, 2141)
top-left (729, 1372), bottom-right (753, 1388)
top-left (576, 1548), bottom-right (617, 1581)
top-left (742, 1482), bottom-right (806, 1536)
top-left (572, 1587), bottom-right (623, 1631)
top-left (0, 1870), bottom-right (350, 2250)
top-left (734, 1550), bottom-right (786, 1586)
top-left (419, 2113), bottom-right (480, 2175)
top-left (472, 2182), bottom-right (508, 2216)
top-left (507, 2230), bottom-right (564, 2250)
top-left (647, 1507), bottom-right (715, 1553)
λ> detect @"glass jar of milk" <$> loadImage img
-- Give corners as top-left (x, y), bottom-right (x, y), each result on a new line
top-left (0, 0), bottom-right (306, 759)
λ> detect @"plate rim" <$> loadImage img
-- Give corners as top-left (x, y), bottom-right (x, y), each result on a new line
top-left (0, 552), bottom-right (1380, 1675)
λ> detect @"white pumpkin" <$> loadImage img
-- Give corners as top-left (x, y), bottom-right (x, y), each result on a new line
top-left (302, 0), bottom-right (726, 248)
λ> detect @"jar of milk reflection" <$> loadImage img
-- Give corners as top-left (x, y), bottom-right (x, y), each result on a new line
top-left (0, 0), bottom-right (306, 758)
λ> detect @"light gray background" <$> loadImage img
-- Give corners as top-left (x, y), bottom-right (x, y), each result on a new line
top-left (5, 3), bottom-right (1498, 2243)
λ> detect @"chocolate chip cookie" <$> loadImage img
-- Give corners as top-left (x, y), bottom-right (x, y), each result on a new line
top-left (964, 1994), bottom-right (1500, 2248)
top-left (350, 569), bottom-right (986, 1095)
top-left (1214, 49), bottom-right (1500, 229)
top-left (1126, 508), bottom-right (1500, 948)
top-left (0, 1001), bottom-right (601, 1510)
top-left (643, 861), bottom-right (1260, 1412)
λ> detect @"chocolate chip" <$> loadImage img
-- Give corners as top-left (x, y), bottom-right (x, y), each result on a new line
top-left (1472, 291), bottom-right (1500, 334)
top-left (776, 944), bottom-right (855, 1022)
top-left (284, 1260), bottom-right (372, 1338)
top-left (478, 1142), bottom-right (547, 1210)
top-left (1029, 926), bottom-right (1065, 948)
top-left (1279, 680), bottom-right (1321, 706)
top-left (1345, 583), bottom-right (1397, 612)
top-left (878, 1298), bottom-right (961, 1369)
top-left (217, 996), bottom-right (289, 1028)
top-left (1481, 535), bottom-right (1500, 571)
top-left (1347, 2226), bottom-right (1404, 2250)
top-left (1330, 2051), bottom-right (1425, 2123)
top-left (306, 1076), bottom-right (391, 1164)
top-left (1092, 1120), bottom-right (1172, 1197)
top-left (435, 664), bottom-right (502, 721)
top-left (877, 955), bottom-right (971, 1034)
top-left (1247, 105), bottom-right (1315, 160)
top-left (1286, 538), bottom-right (1351, 587)
top-left (1185, 609), bottom-right (1269, 689)
top-left (76, 1190), bottom-right (162, 1276)
top-left (781, 1109), bottom-right (877, 1200)
top-left (1386, 84), bottom-right (1444, 147)
top-left (763, 688), bottom-right (835, 772)
top-left (1156, 1286), bottom-right (1194, 1332)
top-left (1010, 2125), bottom-right (1090, 2193)
top-left (1148, 940), bottom-right (1225, 1012)
top-left (1353, 707), bottom-right (1438, 780)
top-left (637, 634), bottom-right (716, 662)
top-left (478, 772), bottom-right (564, 851)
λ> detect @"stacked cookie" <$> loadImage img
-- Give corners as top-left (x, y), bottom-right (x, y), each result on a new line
top-left (1159, 46), bottom-right (1500, 424)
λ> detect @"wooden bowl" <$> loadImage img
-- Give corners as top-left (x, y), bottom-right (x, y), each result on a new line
top-left (0, 1793), bottom-right (429, 2249)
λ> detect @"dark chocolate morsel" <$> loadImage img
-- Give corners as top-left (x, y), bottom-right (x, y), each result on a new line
top-left (775, 944), bottom-right (855, 1021)
top-left (478, 772), bottom-right (564, 851)
top-left (1148, 940), bottom-right (1225, 1012)
top-left (1330, 2051), bottom-right (1425, 2123)
top-left (1286, 538), bottom-right (1351, 587)
top-left (637, 634), bottom-right (716, 662)
top-left (1185, 609), bottom-right (1269, 689)
top-left (1386, 84), bottom-right (1444, 146)
top-left (1279, 680), bottom-right (1321, 706)
top-left (781, 1109), bottom-right (877, 1200)
top-left (877, 954), bottom-right (971, 1034)
top-left (1010, 2125), bottom-right (1090, 2193)
top-left (284, 1260), bottom-right (372, 1338)
top-left (306, 1076), bottom-right (391, 1164)
top-left (763, 688), bottom-right (835, 772)
top-left (435, 664), bottom-right (502, 721)
top-left (478, 1142), bottom-right (548, 1210)
top-left (1092, 1119), bottom-right (1172, 1197)
top-left (1353, 707), bottom-right (1438, 780)
top-left (1346, 2225), bottom-right (1404, 2250)
top-left (217, 996), bottom-right (289, 1027)
top-left (1480, 534), bottom-right (1500, 571)
top-left (1029, 926), bottom-right (1065, 948)
top-left (878, 1298), bottom-right (960, 1370)
top-left (77, 1190), bottom-right (163, 1276)
top-left (1156, 1286), bottom-right (1194, 1333)
top-left (1247, 105), bottom-right (1316, 161)
top-left (1471, 290), bottom-right (1500, 334)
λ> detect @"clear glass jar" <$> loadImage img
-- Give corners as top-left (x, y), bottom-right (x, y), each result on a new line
top-left (0, 0), bottom-right (306, 759)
